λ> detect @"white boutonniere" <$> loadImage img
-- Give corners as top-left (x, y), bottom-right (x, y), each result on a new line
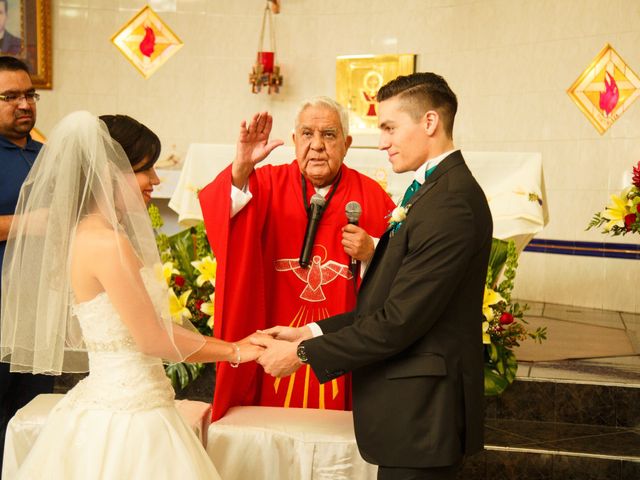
top-left (388, 204), bottom-right (412, 235)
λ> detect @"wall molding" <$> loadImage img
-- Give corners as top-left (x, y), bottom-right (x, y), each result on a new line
top-left (524, 238), bottom-right (640, 260)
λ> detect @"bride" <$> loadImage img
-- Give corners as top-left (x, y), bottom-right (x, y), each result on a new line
top-left (0, 111), bottom-right (262, 479)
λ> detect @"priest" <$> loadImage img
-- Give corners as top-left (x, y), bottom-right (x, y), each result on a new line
top-left (199, 97), bottom-right (395, 420)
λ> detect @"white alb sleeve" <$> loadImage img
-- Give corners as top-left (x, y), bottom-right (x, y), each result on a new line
top-left (230, 183), bottom-right (253, 218)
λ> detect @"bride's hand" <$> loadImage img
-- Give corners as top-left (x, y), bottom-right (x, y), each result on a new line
top-left (238, 343), bottom-right (264, 364)
top-left (236, 331), bottom-right (272, 346)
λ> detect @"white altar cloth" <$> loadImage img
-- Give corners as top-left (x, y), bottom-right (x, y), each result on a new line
top-left (206, 406), bottom-right (376, 480)
top-left (167, 144), bottom-right (548, 250)
top-left (2, 394), bottom-right (212, 478)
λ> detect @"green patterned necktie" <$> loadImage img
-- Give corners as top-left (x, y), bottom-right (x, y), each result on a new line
top-left (400, 165), bottom-right (438, 207)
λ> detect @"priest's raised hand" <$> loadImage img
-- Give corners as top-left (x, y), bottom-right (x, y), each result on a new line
top-left (231, 111), bottom-right (284, 188)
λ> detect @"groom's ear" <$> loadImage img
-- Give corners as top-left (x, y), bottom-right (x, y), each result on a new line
top-left (421, 110), bottom-right (439, 136)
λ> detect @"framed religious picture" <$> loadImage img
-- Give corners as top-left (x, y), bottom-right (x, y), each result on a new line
top-left (0, 0), bottom-right (52, 88)
top-left (336, 54), bottom-right (416, 133)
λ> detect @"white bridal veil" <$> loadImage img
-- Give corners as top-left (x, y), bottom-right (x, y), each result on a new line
top-left (1, 111), bottom-right (204, 374)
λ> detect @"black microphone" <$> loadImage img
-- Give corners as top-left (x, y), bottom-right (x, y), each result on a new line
top-left (299, 194), bottom-right (326, 268)
top-left (345, 201), bottom-right (362, 281)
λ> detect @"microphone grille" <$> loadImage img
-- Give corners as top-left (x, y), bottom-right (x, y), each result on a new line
top-left (310, 194), bottom-right (326, 207)
top-left (345, 201), bottom-right (362, 222)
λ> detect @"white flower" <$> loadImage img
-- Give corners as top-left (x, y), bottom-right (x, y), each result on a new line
top-left (390, 206), bottom-right (408, 223)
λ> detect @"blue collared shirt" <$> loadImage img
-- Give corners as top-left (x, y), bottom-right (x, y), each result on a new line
top-left (0, 134), bottom-right (43, 293)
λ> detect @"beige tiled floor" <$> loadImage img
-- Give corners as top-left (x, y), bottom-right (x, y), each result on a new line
top-left (513, 300), bottom-right (640, 385)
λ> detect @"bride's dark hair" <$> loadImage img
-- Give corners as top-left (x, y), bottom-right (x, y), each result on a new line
top-left (99, 115), bottom-right (161, 173)
top-left (2, 111), bottom-right (203, 375)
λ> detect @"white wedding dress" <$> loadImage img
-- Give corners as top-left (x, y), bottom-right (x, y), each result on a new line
top-left (12, 270), bottom-right (221, 479)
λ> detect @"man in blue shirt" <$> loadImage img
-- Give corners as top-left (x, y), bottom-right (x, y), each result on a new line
top-left (0, 56), bottom-right (53, 474)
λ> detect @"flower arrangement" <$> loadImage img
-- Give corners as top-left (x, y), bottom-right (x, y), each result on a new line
top-left (483, 239), bottom-right (546, 396)
top-left (587, 160), bottom-right (640, 235)
top-left (149, 204), bottom-right (216, 390)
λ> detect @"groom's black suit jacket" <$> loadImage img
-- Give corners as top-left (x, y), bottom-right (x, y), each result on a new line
top-left (304, 151), bottom-right (492, 468)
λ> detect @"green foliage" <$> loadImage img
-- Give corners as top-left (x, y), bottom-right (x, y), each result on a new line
top-left (486, 238), bottom-right (508, 288)
top-left (164, 361), bottom-right (206, 391)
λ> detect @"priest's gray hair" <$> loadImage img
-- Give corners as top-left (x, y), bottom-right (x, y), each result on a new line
top-left (294, 96), bottom-right (350, 138)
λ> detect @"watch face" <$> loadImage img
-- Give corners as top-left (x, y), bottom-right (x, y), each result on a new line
top-left (297, 344), bottom-right (308, 363)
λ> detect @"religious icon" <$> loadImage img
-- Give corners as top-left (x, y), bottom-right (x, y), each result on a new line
top-left (0, 0), bottom-right (51, 88)
top-left (337, 54), bottom-right (416, 132)
top-left (111, 5), bottom-right (183, 79)
top-left (567, 44), bottom-right (640, 135)
top-left (362, 70), bottom-right (384, 118)
top-left (275, 251), bottom-right (353, 302)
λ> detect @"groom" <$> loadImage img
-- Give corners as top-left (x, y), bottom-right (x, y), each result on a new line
top-left (255, 72), bottom-right (492, 479)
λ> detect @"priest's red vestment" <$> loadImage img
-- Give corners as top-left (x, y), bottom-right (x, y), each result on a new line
top-left (199, 161), bottom-right (395, 420)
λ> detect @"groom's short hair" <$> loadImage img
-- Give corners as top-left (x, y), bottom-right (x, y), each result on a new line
top-left (377, 72), bottom-right (458, 138)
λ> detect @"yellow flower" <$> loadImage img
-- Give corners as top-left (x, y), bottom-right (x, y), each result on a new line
top-left (482, 287), bottom-right (505, 321)
top-left (155, 262), bottom-right (180, 286)
top-left (191, 256), bottom-right (217, 287)
top-left (602, 189), bottom-right (633, 232)
top-left (482, 321), bottom-right (491, 344)
top-left (200, 293), bottom-right (215, 316)
top-left (169, 288), bottom-right (192, 323)
top-left (200, 294), bottom-right (215, 329)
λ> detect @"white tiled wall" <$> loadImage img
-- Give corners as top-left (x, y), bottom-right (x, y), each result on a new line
top-left (41, 0), bottom-right (640, 312)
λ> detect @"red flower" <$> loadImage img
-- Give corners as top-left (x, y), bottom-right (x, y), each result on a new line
top-left (195, 299), bottom-right (204, 311)
top-left (499, 312), bottom-right (514, 325)
top-left (633, 161), bottom-right (640, 189)
top-left (174, 276), bottom-right (185, 287)
top-left (624, 213), bottom-right (636, 230)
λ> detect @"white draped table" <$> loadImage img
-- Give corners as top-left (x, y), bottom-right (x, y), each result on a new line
top-left (3, 396), bottom-right (375, 479)
top-left (206, 406), bottom-right (376, 480)
top-left (167, 144), bottom-right (548, 251)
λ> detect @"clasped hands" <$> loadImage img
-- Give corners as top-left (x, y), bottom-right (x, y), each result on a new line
top-left (238, 326), bottom-right (312, 378)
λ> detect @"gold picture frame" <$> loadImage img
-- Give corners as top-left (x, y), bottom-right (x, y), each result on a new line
top-left (1, 0), bottom-right (52, 88)
top-left (567, 44), bottom-right (640, 135)
top-left (111, 5), bottom-right (183, 80)
top-left (336, 54), bottom-right (416, 132)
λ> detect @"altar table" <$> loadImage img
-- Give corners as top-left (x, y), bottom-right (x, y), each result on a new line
top-left (168, 144), bottom-right (548, 251)
top-left (206, 406), bottom-right (377, 480)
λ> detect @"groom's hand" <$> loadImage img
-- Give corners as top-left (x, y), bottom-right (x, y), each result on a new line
top-left (251, 336), bottom-right (301, 377)
top-left (260, 325), bottom-right (312, 342)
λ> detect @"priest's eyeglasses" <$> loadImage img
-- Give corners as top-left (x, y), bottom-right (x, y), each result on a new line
top-left (0, 92), bottom-right (40, 104)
